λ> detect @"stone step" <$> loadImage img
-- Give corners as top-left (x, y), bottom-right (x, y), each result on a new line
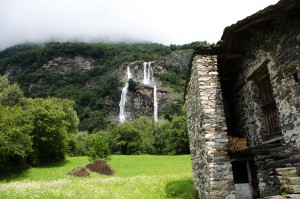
top-left (287, 194), bottom-right (300, 198)
top-left (261, 194), bottom-right (300, 199)
top-left (257, 151), bottom-right (300, 161)
top-left (261, 196), bottom-right (285, 199)
top-left (281, 185), bottom-right (300, 194)
top-left (277, 177), bottom-right (300, 185)
top-left (285, 194), bottom-right (300, 198)
top-left (276, 167), bottom-right (299, 176)
top-left (268, 159), bottom-right (300, 169)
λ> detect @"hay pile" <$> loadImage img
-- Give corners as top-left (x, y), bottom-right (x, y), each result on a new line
top-left (68, 167), bottom-right (90, 177)
top-left (86, 159), bottom-right (115, 175)
top-left (68, 159), bottom-right (115, 177)
top-left (227, 136), bottom-right (247, 151)
top-left (216, 136), bottom-right (247, 153)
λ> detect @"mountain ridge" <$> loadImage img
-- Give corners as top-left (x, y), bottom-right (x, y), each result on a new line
top-left (0, 42), bottom-right (202, 132)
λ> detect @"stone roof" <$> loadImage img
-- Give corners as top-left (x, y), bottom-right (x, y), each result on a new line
top-left (185, 0), bottom-right (300, 99)
top-left (221, 0), bottom-right (300, 53)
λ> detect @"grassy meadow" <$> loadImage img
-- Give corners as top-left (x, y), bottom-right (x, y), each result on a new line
top-left (0, 155), bottom-right (197, 199)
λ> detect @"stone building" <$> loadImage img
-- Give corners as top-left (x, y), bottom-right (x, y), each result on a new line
top-left (185, 0), bottom-right (300, 198)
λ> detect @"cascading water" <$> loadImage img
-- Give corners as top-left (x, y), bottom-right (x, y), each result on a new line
top-left (119, 66), bottom-right (132, 123)
top-left (143, 62), bottom-right (158, 122)
top-left (153, 85), bottom-right (158, 122)
top-left (143, 62), bottom-right (151, 85)
top-left (119, 62), bottom-right (158, 123)
top-left (147, 63), bottom-right (151, 83)
top-left (143, 62), bottom-right (148, 84)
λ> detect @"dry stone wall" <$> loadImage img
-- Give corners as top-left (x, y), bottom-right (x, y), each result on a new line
top-left (185, 54), bottom-right (235, 198)
top-left (230, 21), bottom-right (300, 147)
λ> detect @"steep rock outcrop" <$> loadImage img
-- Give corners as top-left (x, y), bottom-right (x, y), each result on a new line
top-left (109, 61), bottom-right (181, 123)
top-left (42, 56), bottom-right (94, 74)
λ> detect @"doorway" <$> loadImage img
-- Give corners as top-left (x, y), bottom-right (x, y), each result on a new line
top-left (232, 160), bottom-right (259, 198)
top-left (255, 68), bottom-right (282, 141)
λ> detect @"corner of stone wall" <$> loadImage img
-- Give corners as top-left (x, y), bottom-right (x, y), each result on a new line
top-left (186, 54), bottom-right (235, 198)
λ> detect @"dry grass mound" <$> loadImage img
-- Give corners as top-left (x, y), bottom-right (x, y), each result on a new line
top-left (68, 167), bottom-right (90, 177)
top-left (86, 159), bottom-right (115, 175)
top-left (227, 136), bottom-right (247, 151)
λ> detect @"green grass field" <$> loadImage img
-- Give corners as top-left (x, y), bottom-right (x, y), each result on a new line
top-left (0, 155), bottom-right (197, 199)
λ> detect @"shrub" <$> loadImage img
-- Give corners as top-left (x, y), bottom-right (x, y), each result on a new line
top-left (86, 132), bottom-right (111, 161)
top-left (166, 115), bottom-right (190, 154)
top-left (110, 122), bottom-right (143, 155)
top-left (131, 116), bottom-right (154, 154)
top-left (128, 78), bottom-right (138, 91)
top-left (28, 98), bottom-right (78, 165)
top-left (0, 76), bottom-right (27, 107)
top-left (152, 121), bottom-right (171, 154)
top-left (68, 131), bottom-right (90, 157)
top-left (0, 105), bottom-right (33, 175)
top-left (162, 98), bottom-right (184, 121)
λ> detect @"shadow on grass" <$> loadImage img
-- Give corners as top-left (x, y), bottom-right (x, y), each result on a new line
top-left (165, 178), bottom-right (198, 199)
top-left (0, 159), bottom-right (71, 182)
top-left (39, 159), bottom-right (71, 168)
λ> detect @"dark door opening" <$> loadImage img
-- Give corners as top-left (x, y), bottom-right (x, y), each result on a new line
top-left (256, 72), bottom-right (282, 141)
top-left (232, 160), bottom-right (259, 198)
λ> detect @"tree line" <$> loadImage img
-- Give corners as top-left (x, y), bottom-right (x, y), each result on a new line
top-left (0, 76), bottom-right (189, 176)
top-left (0, 42), bottom-right (196, 133)
top-left (0, 41), bottom-right (200, 176)
top-left (0, 76), bottom-right (79, 175)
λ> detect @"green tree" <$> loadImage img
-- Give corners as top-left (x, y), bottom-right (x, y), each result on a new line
top-left (67, 131), bottom-right (89, 157)
top-left (152, 121), bottom-right (171, 154)
top-left (0, 76), bottom-right (27, 107)
top-left (128, 78), bottom-right (138, 91)
top-left (52, 98), bottom-right (79, 134)
top-left (162, 98), bottom-right (185, 121)
top-left (86, 131), bottom-right (111, 161)
top-left (79, 110), bottom-right (108, 132)
top-left (0, 105), bottom-right (33, 174)
top-left (131, 116), bottom-right (154, 153)
top-left (166, 115), bottom-right (190, 154)
top-left (111, 122), bottom-right (143, 155)
top-left (28, 97), bottom-right (78, 165)
top-left (0, 75), bottom-right (9, 92)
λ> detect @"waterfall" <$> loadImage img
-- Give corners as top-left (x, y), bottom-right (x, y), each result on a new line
top-left (143, 62), bottom-right (147, 84)
top-left (119, 62), bottom-right (158, 123)
top-left (143, 62), bottom-right (158, 122)
top-left (147, 63), bottom-right (151, 83)
top-left (143, 62), bottom-right (153, 85)
top-left (153, 85), bottom-right (158, 122)
top-left (119, 66), bottom-right (132, 123)
top-left (127, 65), bottom-right (132, 79)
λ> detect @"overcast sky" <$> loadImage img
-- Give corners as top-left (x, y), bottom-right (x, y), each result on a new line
top-left (0, 0), bottom-right (279, 51)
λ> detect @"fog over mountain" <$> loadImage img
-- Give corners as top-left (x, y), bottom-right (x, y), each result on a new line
top-left (0, 0), bottom-right (279, 50)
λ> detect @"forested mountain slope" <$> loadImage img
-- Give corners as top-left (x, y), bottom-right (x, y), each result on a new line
top-left (0, 42), bottom-right (204, 132)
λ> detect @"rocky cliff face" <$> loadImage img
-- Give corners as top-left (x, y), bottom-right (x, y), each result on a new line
top-left (109, 60), bottom-right (180, 123)
top-left (5, 56), bottom-right (95, 77)
top-left (42, 56), bottom-right (94, 74)
top-left (2, 47), bottom-right (192, 126)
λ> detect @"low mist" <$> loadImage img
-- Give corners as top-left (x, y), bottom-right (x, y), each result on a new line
top-left (0, 0), bottom-right (279, 50)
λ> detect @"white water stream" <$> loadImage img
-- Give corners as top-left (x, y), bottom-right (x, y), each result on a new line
top-left (153, 85), bottom-right (158, 122)
top-left (119, 66), bottom-right (132, 123)
top-left (143, 62), bottom-right (158, 122)
top-left (119, 62), bottom-right (158, 123)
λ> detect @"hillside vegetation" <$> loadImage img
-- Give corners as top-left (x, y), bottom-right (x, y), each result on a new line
top-left (0, 42), bottom-right (205, 132)
top-left (0, 41), bottom-right (207, 177)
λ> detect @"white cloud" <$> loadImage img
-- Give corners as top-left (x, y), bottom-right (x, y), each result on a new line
top-left (0, 0), bottom-right (279, 50)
